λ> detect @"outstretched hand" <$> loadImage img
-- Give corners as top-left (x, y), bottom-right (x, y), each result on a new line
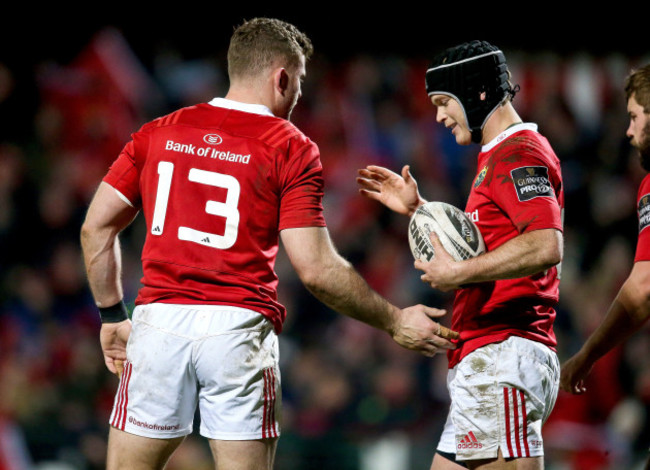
top-left (100, 319), bottom-right (132, 377)
top-left (390, 304), bottom-right (459, 357)
top-left (357, 165), bottom-right (425, 217)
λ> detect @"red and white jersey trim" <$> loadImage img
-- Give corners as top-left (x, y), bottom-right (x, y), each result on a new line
top-left (113, 187), bottom-right (134, 207)
top-left (481, 123), bottom-right (539, 152)
top-left (208, 97), bottom-right (274, 117)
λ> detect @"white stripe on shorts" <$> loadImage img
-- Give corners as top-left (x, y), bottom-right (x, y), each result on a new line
top-left (262, 368), bottom-right (278, 439)
top-left (111, 360), bottom-right (133, 431)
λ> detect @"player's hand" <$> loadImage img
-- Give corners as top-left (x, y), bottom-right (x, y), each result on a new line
top-left (560, 353), bottom-right (592, 394)
top-left (357, 165), bottom-right (425, 217)
top-left (100, 319), bottom-right (132, 377)
top-left (415, 232), bottom-right (463, 292)
top-left (390, 304), bottom-right (459, 357)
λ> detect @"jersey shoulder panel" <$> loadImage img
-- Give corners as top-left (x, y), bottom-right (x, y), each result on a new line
top-left (477, 130), bottom-right (561, 191)
top-left (138, 105), bottom-right (198, 132)
top-left (149, 104), bottom-right (309, 144)
top-left (490, 130), bottom-right (559, 166)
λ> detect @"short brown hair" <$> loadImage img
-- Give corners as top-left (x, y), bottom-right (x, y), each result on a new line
top-left (227, 18), bottom-right (313, 81)
top-left (625, 64), bottom-right (650, 113)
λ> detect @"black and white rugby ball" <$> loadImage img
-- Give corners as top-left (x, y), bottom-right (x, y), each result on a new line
top-left (408, 201), bottom-right (485, 262)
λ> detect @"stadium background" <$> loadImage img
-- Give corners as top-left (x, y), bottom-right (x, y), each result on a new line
top-left (1, 9), bottom-right (649, 470)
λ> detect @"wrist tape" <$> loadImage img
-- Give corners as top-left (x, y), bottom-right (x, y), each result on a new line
top-left (99, 300), bottom-right (129, 323)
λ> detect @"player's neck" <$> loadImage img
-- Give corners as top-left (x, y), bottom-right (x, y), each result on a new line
top-left (225, 81), bottom-right (273, 114)
top-left (481, 102), bottom-right (522, 145)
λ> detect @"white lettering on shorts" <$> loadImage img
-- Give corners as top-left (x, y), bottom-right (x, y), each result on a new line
top-left (128, 416), bottom-right (180, 432)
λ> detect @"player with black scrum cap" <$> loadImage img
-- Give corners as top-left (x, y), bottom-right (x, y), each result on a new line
top-left (358, 40), bottom-right (565, 469)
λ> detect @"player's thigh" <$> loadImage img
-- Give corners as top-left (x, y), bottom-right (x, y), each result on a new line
top-left (208, 438), bottom-right (278, 470)
top-left (431, 451), bottom-right (468, 470)
top-left (107, 426), bottom-right (185, 470)
top-left (465, 450), bottom-right (543, 470)
top-left (432, 446), bottom-right (544, 470)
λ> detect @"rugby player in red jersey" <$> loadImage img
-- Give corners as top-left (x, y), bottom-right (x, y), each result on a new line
top-left (81, 18), bottom-right (458, 470)
top-left (358, 41), bottom-right (564, 469)
top-left (560, 65), bottom-right (650, 466)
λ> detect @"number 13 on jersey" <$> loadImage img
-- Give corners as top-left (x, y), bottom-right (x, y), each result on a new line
top-left (151, 161), bottom-right (241, 249)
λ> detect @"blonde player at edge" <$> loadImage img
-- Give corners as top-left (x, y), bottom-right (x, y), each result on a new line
top-left (357, 41), bottom-right (564, 469)
top-left (81, 18), bottom-right (458, 470)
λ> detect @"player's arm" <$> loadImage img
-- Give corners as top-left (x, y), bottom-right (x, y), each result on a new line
top-left (416, 227), bottom-right (563, 291)
top-left (280, 226), bottom-right (458, 357)
top-left (357, 165), bottom-right (426, 216)
top-left (561, 260), bottom-right (650, 394)
top-left (81, 182), bottom-right (139, 375)
top-left (81, 182), bottom-right (138, 307)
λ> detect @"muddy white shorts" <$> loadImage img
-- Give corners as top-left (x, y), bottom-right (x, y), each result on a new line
top-left (437, 336), bottom-right (560, 461)
top-left (109, 303), bottom-right (280, 440)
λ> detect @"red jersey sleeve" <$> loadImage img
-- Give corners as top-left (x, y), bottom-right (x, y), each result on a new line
top-left (277, 139), bottom-right (326, 230)
top-left (488, 133), bottom-right (563, 234)
top-left (635, 174), bottom-right (650, 262)
top-left (102, 139), bottom-right (142, 208)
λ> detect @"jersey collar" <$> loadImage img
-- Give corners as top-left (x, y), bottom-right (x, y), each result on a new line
top-left (481, 122), bottom-right (538, 152)
top-left (208, 97), bottom-right (275, 117)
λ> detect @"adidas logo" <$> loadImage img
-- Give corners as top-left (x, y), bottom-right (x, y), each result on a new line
top-left (457, 431), bottom-right (483, 449)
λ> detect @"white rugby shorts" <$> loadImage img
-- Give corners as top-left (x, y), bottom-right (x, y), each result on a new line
top-left (109, 303), bottom-right (280, 440)
top-left (437, 336), bottom-right (560, 461)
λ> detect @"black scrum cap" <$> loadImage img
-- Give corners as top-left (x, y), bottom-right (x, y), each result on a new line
top-left (425, 40), bottom-right (517, 143)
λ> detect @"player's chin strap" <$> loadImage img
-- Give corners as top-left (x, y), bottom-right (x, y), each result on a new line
top-left (469, 84), bottom-right (521, 144)
top-left (470, 124), bottom-right (485, 144)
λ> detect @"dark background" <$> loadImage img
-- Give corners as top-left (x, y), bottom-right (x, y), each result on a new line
top-left (6, 8), bottom-right (642, 64)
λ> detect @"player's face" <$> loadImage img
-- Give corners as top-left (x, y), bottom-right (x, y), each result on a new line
top-left (627, 94), bottom-right (650, 170)
top-left (279, 55), bottom-right (306, 120)
top-left (431, 94), bottom-right (471, 145)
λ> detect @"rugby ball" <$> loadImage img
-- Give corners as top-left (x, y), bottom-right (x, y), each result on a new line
top-left (408, 201), bottom-right (485, 262)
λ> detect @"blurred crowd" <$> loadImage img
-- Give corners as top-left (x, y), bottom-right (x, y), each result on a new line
top-left (1, 27), bottom-right (649, 469)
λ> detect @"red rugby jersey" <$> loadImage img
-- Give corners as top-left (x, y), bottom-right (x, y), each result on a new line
top-left (448, 123), bottom-right (564, 368)
top-left (103, 98), bottom-right (326, 333)
top-left (635, 174), bottom-right (650, 262)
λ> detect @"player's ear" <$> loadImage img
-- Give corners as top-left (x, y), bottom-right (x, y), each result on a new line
top-left (274, 68), bottom-right (289, 96)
